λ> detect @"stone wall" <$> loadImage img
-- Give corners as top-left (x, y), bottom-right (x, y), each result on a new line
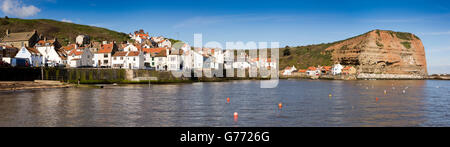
top-left (357, 73), bottom-right (424, 80)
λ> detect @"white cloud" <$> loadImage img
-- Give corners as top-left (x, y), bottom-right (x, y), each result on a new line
top-left (61, 18), bottom-right (73, 23)
top-left (1, 0), bottom-right (41, 18)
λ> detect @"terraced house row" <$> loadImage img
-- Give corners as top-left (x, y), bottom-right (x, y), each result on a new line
top-left (1, 29), bottom-right (277, 72)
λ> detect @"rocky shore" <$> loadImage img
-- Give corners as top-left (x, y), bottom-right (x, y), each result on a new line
top-left (282, 73), bottom-right (429, 80)
top-left (357, 73), bottom-right (425, 80)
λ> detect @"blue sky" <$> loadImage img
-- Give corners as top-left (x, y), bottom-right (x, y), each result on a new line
top-left (1, 0), bottom-right (450, 74)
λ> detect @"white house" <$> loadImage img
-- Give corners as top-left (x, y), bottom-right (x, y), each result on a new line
top-left (0, 45), bottom-right (19, 64)
top-left (142, 47), bottom-right (166, 68)
top-left (112, 51), bottom-right (128, 68)
top-left (306, 67), bottom-right (321, 76)
top-left (76, 35), bottom-right (90, 46)
top-left (332, 63), bottom-right (344, 75)
top-left (224, 50), bottom-right (234, 69)
top-left (282, 66), bottom-right (297, 76)
top-left (124, 51), bottom-right (144, 69)
top-left (80, 49), bottom-right (94, 67)
top-left (211, 49), bottom-right (224, 69)
top-left (123, 44), bottom-right (139, 52)
top-left (67, 49), bottom-right (83, 68)
top-left (151, 36), bottom-right (164, 44)
top-left (167, 49), bottom-right (183, 71)
top-left (192, 51), bottom-right (204, 70)
top-left (67, 48), bottom-right (93, 67)
top-left (15, 47), bottom-right (43, 67)
top-left (182, 50), bottom-right (193, 71)
top-left (35, 39), bottom-right (65, 67)
top-left (93, 43), bottom-right (116, 67)
top-left (130, 31), bottom-right (150, 44)
top-left (158, 39), bottom-right (172, 48)
top-left (154, 49), bottom-right (168, 71)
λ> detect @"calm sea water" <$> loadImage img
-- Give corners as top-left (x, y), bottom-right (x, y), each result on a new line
top-left (0, 80), bottom-right (449, 127)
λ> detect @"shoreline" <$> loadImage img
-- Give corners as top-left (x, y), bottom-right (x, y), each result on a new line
top-left (1, 77), bottom-right (447, 92)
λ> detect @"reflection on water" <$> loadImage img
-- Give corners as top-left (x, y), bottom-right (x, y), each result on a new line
top-left (0, 80), bottom-right (449, 127)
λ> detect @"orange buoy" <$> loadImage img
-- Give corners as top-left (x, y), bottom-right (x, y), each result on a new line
top-left (376, 97), bottom-right (379, 102)
top-left (329, 94), bottom-right (332, 97)
top-left (234, 112), bottom-right (239, 121)
top-left (278, 102), bottom-right (283, 109)
top-left (227, 97), bottom-right (230, 103)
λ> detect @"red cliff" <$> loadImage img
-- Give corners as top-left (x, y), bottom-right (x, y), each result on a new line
top-left (326, 30), bottom-right (428, 76)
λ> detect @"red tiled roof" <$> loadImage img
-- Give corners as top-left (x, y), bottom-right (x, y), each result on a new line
top-left (322, 66), bottom-right (332, 71)
top-left (63, 44), bottom-right (76, 51)
top-left (127, 51), bottom-right (140, 56)
top-left (113, 51), bottom-right (128, 57)
top-left (69, 49), bottom-right (83, 56)
top-left (154, 49), bottom-right (167, 57)
top-left (343, 66), bottom-right (353, 70)
top-left (36, 40), bottom-right (55, 46)
top-left (143, 47), bottom-right (165, 54)
top-left (97, 43), bottom-right (114, 53)
top-left (298, 69), bottom-right (307, 73)
top-left (307, 67), bottom-right (317, 71)
top-left (136, 33), bottom-right (149, 37)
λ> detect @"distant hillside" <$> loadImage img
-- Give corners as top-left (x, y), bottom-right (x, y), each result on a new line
top-left (0, 17), bottom-right (130, 46)
top-left (279, 43), bottom-right (334, 70)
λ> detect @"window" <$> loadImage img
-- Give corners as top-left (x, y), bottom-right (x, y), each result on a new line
top-left (152, 57), bottom-right (154, 61)
top-left (104, 60), bottom-right (108, 64)
top-left (120, 57), bottom-right (123, 60)
top-left (114, 57), bottom-right (116, 60)
top-left (104, 54), bottom-right (108, 58)
top-left (133, 57), bottom-right (136, 61)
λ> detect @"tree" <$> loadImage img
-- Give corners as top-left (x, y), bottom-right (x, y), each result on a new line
top-left (283, 46), bottom-right (291, 56)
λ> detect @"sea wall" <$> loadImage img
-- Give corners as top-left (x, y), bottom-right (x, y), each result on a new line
top-left (0, 67), bottom-right (180, 83)
top-left (357, 73), bottom-right (424, 80)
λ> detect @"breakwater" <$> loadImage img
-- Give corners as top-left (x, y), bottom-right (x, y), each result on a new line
top-left (0, 67), bottom-right (182, 84)
top-left (0, 67), bottom-right (273, 84)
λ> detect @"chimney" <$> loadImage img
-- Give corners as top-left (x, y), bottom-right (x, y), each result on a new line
top-left (44, 37), bottom-right (47, 41)
top-left (6, 29), bottom-right (9, 36)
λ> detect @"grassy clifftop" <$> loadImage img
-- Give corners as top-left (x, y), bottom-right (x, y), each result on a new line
top-left (279, 43), bottom-right (334, 70)
top-left (0, 17), bottom-right (130, 45)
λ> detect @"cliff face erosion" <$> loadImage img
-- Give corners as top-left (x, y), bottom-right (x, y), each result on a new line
top-left (326, 30), bottom-right (428, 76)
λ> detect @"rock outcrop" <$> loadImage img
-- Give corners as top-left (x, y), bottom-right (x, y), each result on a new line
top-left (326, 30), bottom-right (428, 76)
